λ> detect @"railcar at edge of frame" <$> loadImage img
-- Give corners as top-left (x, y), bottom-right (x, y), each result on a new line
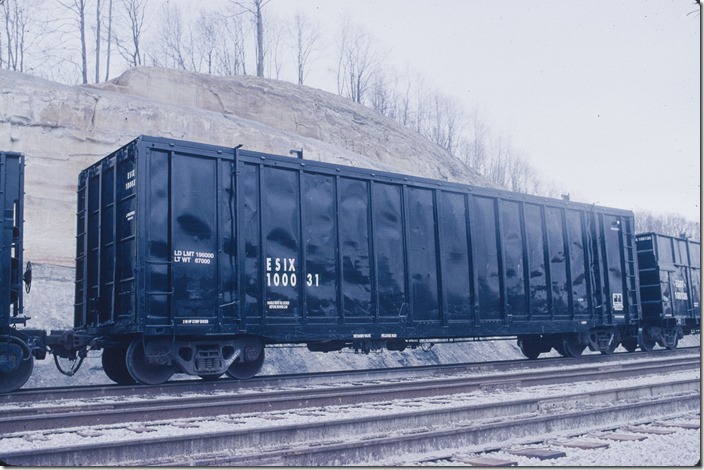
top-left (0, 151), bottom-right (40, 394)
top-left (635, 232), bottom-right (701, 351)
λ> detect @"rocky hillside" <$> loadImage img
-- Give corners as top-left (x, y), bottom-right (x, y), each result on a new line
top-left (0, 67), bottom-right (495, 267)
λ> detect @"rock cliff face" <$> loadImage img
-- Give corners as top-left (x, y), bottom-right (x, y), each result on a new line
top-left (0, 67), bottom-right (494, 267)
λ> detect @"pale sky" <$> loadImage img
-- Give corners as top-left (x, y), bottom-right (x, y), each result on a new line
top-left (267, 0), bottom-right (700, 221)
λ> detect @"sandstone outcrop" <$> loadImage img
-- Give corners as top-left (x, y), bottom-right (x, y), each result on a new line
top-left (0, 67), bottom-right (494, 266)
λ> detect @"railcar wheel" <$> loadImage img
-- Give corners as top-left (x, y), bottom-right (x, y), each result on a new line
top-left (226, 344), bottom-right (265, 380)
top-left (518, 338), bottom-right (541, 360)
top-left (0, 355), bottom-right (33, 394)
top-left (102, 347), bottom-right (137, 385)
top-left (638, 329), bottom-right (657, 352)
top-left (562, 334), bottom-right (585, 358)
top-left (126, 339), bottom-right (176, 385)
top-left (554, 341), bottom-right (567, 357)
top-left (621, 338), bottom-right (638, 353)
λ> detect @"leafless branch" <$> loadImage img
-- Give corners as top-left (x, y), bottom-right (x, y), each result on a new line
top-left (289, 10), bottom-right (320, 85)
top-left (230, 0), bottom-right (270, 76)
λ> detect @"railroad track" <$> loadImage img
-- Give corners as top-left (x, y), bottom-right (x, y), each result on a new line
top-left (3, 346), bottom-right (698, 405)
top-left (0, 350), bottom-right (699, 466)
top-left (0, 350), bottom-right (699, 433)
top-left (188, 391), bottom-right (699, 467)
top-left (402, 416), bottom-right (701, 467)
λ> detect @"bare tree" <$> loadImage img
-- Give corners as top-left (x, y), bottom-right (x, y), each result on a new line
top-left (103, 0), bottom-right (113, 81)
top-left (94, 0), bottom-right (103, 83)
top-left (428, 92), bottom-right (462, 154)
top-left (289, 10), bottom-right (319, 85)
top-left (57, 0), bottom-right (88, 83)
top-left (176, 9), bottom-right (222, 74)
top-left (164, 2), bottom-right (187, 69)
top-left (231, 0), bottom-right (270, 77)
top-left (412, 76), bottom-right (430, 136)
top-left (368, 69), bottom-right (397, 117)
top-left (155, 1), bottom-right (186, 69)
top-left (336, 19), bottom-right (379, 104)
top-left (461, 110), bottom-right (490, 171)
top-left (687, 0), bottom-right (700, 17)
top-left (454, 110), bottom-right (561, 197)
top-left (635, 210), bottom-right (701, 241)
top-left (2, 0), bottom-right (34, 72)
top-left (392, 66), bottom-right (421, 127)
top-left (264, 12), bottom-right (284, 79)
top-left (396, 79), bottom-right (412, 125)
top-left (114, 0), bottom-right (145, 67)
top-left (191, 9), bottom-right (220, 74)
top-left (483, 137), bottom-right (559, 197)
top-left (217, 14), bottom-right (247, 76)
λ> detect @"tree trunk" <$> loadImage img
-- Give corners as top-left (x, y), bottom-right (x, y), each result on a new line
top-left (95, 0), bottom-right (101, 83)
top-left (79, 0), bottom-right (87, 84)
top-left (255, 0), bottom-right (264, 77)
top-left (104, 0), bottom-right (112, 82)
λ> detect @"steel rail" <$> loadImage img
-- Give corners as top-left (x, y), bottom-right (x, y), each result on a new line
top-left (189, 391), bottom-right (701, 467)
top-left (0, 353), bottom-right (698, 434)
top-left (2, 346), bottom-right (698, 405)
top-left (1, 377), bottom-right (699, 466)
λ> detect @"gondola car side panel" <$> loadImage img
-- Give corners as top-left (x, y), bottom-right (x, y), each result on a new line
top-left (71, 136), bottom-right (646, 364)
top-left (0, 152), bottom-right (24, 327)
top-left (636, 232), bottom-right (700, 333)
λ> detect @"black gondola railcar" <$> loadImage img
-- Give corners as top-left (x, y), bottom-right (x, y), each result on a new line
top-left (0, 152), bottom-right (38, 393)
top-left (635, 232), bottom-right (701, 350)
top-left (71, 135), bottom-right (643, 385)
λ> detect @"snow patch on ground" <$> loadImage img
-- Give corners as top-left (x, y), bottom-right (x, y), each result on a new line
top-left (451, 428), bottom-right (701, 467)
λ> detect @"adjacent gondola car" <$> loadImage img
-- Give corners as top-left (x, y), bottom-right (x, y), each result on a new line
top-left (69, 135), bottom-right (643, 384)
top-left (0, 152), bottom-right (38, 393)
top-left (636, 233), bottom-right (700, 350)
